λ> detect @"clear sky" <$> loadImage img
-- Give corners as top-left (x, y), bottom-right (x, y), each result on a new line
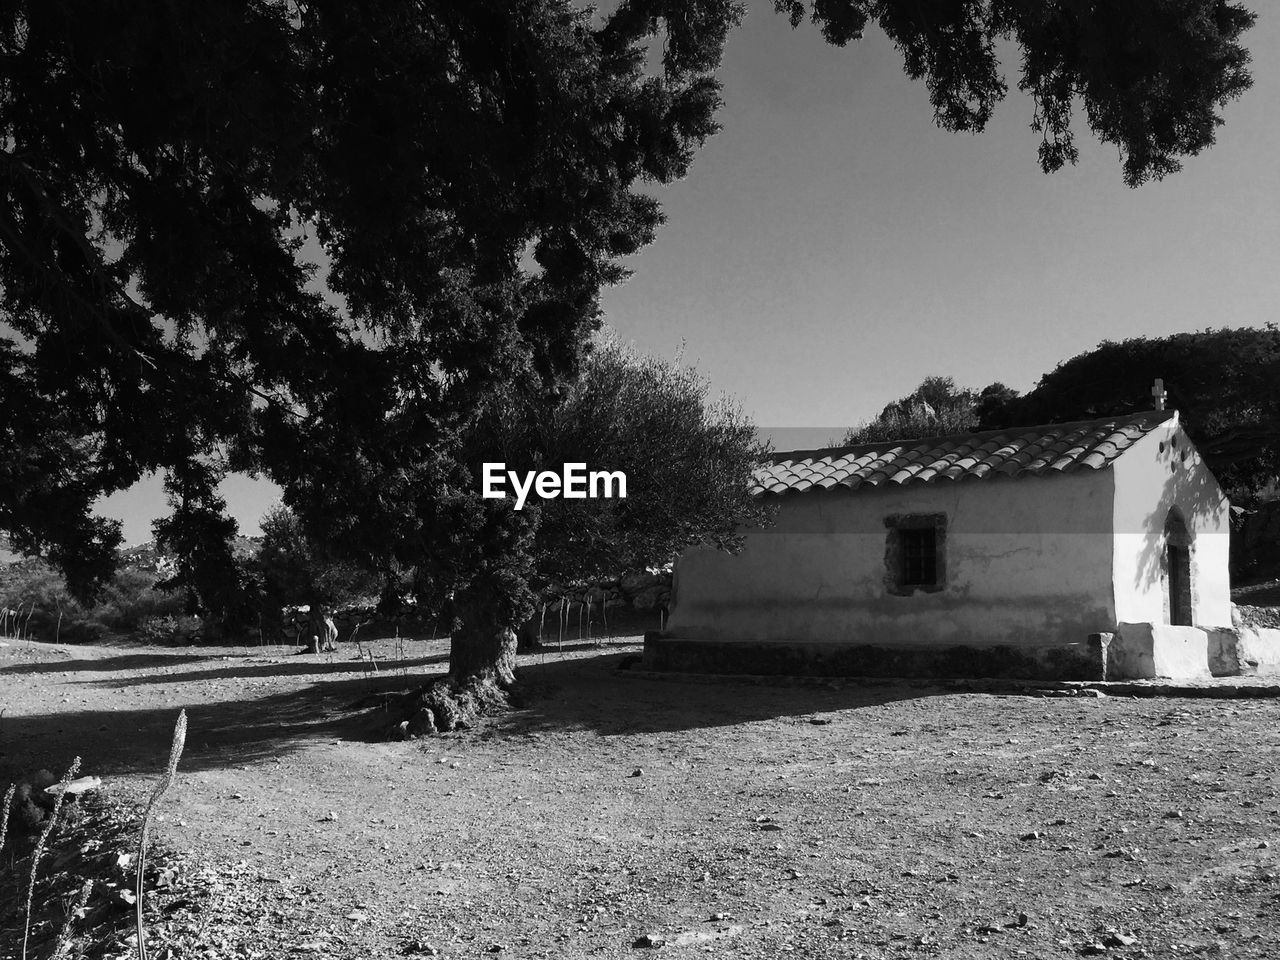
top-left (97, 2), bottom-right (1279, 544)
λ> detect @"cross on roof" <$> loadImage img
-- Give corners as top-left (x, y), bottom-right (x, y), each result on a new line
top-left (1152, 378), bottom-right (1167, 411)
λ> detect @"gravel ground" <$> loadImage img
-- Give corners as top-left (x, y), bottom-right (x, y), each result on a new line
top-left (3, 635), bottom-right (1280, 959)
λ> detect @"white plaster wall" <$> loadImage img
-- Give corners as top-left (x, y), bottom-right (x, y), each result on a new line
top-left (1110, 417), bottom-right (1232, 628)
top-left (668, 470), bottom-right (1116, 648)
top-left (1112, 621), bottom-right (1215, 679)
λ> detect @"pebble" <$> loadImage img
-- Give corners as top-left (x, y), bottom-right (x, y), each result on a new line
top-left (1102, 931), bottom-right (1138, 948)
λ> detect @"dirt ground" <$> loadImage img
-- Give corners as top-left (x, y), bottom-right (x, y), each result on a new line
top-left (2, 634), bottom-right (1280, 959)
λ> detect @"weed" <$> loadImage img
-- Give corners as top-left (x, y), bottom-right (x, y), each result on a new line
top-left (48, 880), bottom-right (93, 960)
top-left (0, 782), bottom-right (14, 856)
top-left (24, 759), bottom-right (81, 960)
top-left (1, 712), bottom-right (191, 960)
top-left (135, 710), bottom-right (187, 960)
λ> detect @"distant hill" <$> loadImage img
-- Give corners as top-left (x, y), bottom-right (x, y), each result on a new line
top-left (117, 536), bottom-right (262, 574)
top-left (1, 534), bottom-right (265, 643)
top-left (2, 535), bottom-right (262, 580)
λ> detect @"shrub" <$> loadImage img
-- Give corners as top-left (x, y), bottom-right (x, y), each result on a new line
top-left (135, 615), bottom-right (203, 646)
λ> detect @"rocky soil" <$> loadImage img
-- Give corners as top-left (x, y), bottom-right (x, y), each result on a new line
top-left (2, 635), bottom-right (1280, 959)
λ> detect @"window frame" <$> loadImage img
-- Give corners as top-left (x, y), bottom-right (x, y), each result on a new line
top-left (883, 512), bottom-right (947, 595)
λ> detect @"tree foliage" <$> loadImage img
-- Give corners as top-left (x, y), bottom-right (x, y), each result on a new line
top-left (0, 0), bottom-right (1260, 678)
top-left (978, 327), bottom-right (1280, 495)
top-left (476, 335), bottom-right (771, 590)
top-left (839, 375), bottom-right (1016, 445)
top-left (775, 0), bottom-right (1256, 185)
top-left (256, 504), bottom-right (381, 612)
top-left (0, 0), bottom-right (747, 610)
top-left (151, 460), bottom-right (258, 636)
top-left (0, 554), bottom-right (192, 644)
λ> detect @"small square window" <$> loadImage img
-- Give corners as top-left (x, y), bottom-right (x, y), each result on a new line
top-left (884, 513), bottom-right (946, 595)
top-left (900, 528), bottom-right (938, 586)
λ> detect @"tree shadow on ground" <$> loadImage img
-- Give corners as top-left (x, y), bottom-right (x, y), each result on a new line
top-left (78, 654), bottom-right (450, 687)
top-left (3, 646), bottom-right (955, 783)
top-left (0, 651), bottom-right (448, 680)
top-left (0, 670), bottom-right (435, 783)
top-left (495, 651), bottom-right (952, 737)
top-left (0, 652), bottom-right (216, 675)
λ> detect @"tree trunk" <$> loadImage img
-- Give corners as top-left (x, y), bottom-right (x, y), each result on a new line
top-left (381, 579), bottom-right (521, 740)
top-left (449, 581), bottom-right (518, 687)
top-left (516, 613), bottom-right (544, 652)
top-left (307, 603), bottom-right (324, 654)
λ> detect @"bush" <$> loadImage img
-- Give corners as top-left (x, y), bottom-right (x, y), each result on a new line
top-left (92, 568), bottom-right (186, 632)
top-left (1, 559), bottom-right (187, 644)
top-left (135, 615), bottom-right (203, 645)
top-left (57, 618), bottom-right (111, 645)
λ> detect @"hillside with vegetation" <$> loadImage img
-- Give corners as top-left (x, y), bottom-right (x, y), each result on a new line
top-left (0, 536), bottom-right (261, 646)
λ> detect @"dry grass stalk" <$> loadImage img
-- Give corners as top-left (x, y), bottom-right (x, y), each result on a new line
top-left (0, 781), bottom-right (15, 855)
top-left (136, 709), bottom-right (187, 960)
top-left (24, 757), bottom-right (82, 960)
top-left (49, 878), bottom-right (94, 960)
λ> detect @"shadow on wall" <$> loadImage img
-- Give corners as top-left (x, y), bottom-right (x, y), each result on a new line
top-left (1132, 441), bottom-right (1229, 607)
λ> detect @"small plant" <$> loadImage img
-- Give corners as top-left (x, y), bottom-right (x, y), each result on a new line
top-left (135, 710), bottom-right (187, 960)
top-left (24, 758), bottom-right (81, 960)
top-left (0, 716), bottom-right (193, 960)
top-left (49, 879), bottom-right (94, 960)
top-left (0, 781), bottom-right (15, 855)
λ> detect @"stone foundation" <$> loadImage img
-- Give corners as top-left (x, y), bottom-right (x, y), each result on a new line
top-left (642, 635), bottom-right (1105, 681)
top-left (1211, 624), bottom-right (1280, 677)
top-left (1109, 622), bottom-right (1216, 680)
top-left (645, 622), bottom-right (1280, 682)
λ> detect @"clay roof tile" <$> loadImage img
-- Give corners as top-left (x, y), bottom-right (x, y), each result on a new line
top-left (753, 410), bottom-right (1177, 497)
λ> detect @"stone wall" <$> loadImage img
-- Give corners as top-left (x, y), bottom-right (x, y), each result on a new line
top-left (643, 611), bottom-right (1280, 681)
top-left (642, 635), bottom-right (1105, 681)
top-left (537, 568), bottom-right (672, 615)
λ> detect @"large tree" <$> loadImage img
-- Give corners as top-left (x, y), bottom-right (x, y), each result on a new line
top-left (0, 1), bottom-right (1260, 690)
top-left (522, 337), bottom-right (769, 590)
top-left (978, 327), bottom-right (1280, 496)
top-left (150, 459), bottom-right (259, 638)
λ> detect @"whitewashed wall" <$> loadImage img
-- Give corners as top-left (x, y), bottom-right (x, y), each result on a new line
top-left (668, 469), bottom-right (1116, 649)
top-left (1110, 417), bottom-right (1232, 628)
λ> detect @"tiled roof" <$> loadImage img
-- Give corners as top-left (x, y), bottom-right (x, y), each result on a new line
top-left (752, 410), bottom-right (1176, 496)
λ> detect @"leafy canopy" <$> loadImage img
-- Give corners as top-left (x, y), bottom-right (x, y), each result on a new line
top-left (834, 328), bottom-right (1280, 499)
top-left (0, 0), bottom-right (1259, 616)
top-left (0, 0), bottom-right (746, 601)
top-left (838, 375), bottom-right (1017, 446)
top-left (979, 327), bottom-right (1280, 495)
top-left (473, 335), bottom-right (772, 591)
top-left (257, 503), bottom-right (382, 612)
top-left (776, 0), bottom-right (1256, 185)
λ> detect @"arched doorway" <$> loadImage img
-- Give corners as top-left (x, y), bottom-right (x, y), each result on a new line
top-left (1165, 509), bottom-right (1193, 626)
